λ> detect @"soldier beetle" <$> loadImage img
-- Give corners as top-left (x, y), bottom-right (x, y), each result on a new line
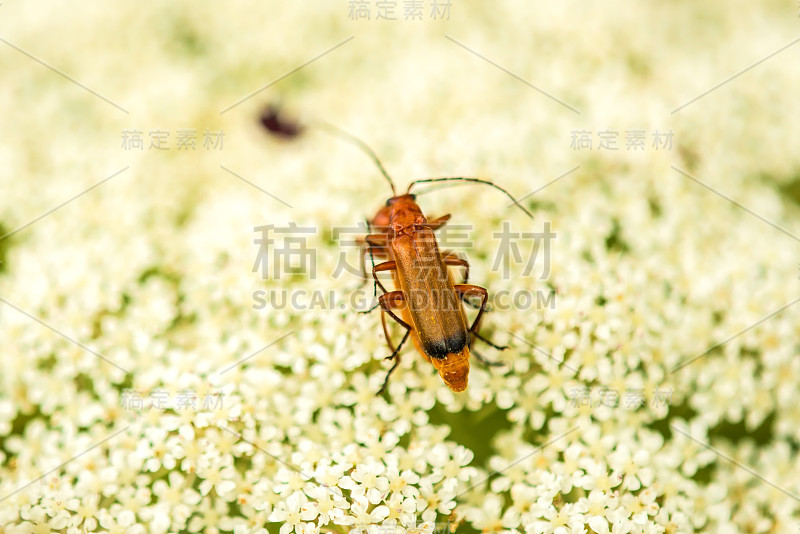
top-left (260, 109), bottom-right (534, 394)
top-left (317, 125), bottom-right (534, 394)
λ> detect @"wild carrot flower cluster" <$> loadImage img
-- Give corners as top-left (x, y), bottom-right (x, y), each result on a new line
top-left (2, 1), bottom-right (799, 532)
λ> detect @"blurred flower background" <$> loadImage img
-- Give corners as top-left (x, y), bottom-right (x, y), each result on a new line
top-left (1, 1), bottom-right (800, 533)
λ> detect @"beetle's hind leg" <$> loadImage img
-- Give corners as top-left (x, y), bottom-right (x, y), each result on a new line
top-left (469, 324), bottom-right (509, 368)
top-left (454, 284), bottom-right (490, 333)
top-left (378, 331), bottom-right (409, 395)
top-left (375, 290), bottom-right (413, 395)
top-left (454, 284), bottom-right (508, 368)
top-left (470, 346), bottom-right (506, 367)
top-left (471, 329), bottom-right (508, 351)
top-left (470, 333), bottom-right (508, 368)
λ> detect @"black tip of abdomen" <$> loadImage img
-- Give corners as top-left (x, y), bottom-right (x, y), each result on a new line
top-left (424, 330), bottom-right (468, 359)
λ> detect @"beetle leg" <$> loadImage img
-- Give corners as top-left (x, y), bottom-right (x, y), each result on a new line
top-left (380, 309), bottom-right (396, 353)
top-left (365, 233), bottom-right (388, 246)
top-left (352, 244), bottom-right (370, 291)
top-left (354, 245), bottom-right (389, 300)
top-left (352, 219), bottom-right (386, 290)
top-left (376, 290), bottom-right (413, 395)
top-left (377, 335), bottom-right (407, 395)
top-left (362, 232), bottom-right (390, 295)
top-left (455, 285), bottom-right (508, 364)
top-left (370, 260), bottom-right (396, 297)
top-left (358, 299), bottom-right (382, 314)
top-left (454, 284), bottom-right (489, 333)
top-left (440, 250), bottom-right (469, 284)
top-left (471, 346), bottom-right (506, 367)
top-left (358, 241), bottom-right (388, 266)
top-left (457, 287), bottom-right (482, 310)
top-left (471, 329), bottom-right (508, 351)
top-left (358, 260), bottom-right (399, 314)
top-left (378, 290), bottom-right (412, 336)
top-left (375, 290), bottom-right (408, 353)
top-left (426, 213), bottom-right (451, 231)
top-left (355, 258), bottom-right (396, 308)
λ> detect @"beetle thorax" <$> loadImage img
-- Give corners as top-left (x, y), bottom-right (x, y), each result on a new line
top-left (389, 197), bottom-right (426, 235)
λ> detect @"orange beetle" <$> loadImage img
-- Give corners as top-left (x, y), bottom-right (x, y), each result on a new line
top-left (262, 111), bottom-right (533, 393)
top-left (328, 126), bottom-right (534, 393)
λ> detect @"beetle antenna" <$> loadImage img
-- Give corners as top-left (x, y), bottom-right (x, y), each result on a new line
top-left (408, 177), bottom-right (534, 220)
top-left (413, 181), bottom-right (481, 197)
top-left (319, 121), bottom-right (397, 196)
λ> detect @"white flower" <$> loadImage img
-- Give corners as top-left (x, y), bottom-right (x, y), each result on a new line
top-left (66, 492), bottom-right (100, 531)
top-left (273, 467), bottom-right (312, 498)
top-left (134, 425), bottom-right (180, 472)
top-left (187, 496), bottom-right (229, 534)
top-left (607, 445), bottom-right (653, 492)
top-left (466, 494), bottom-right (520, 531)
top-left (98, 509), bottom-right (146, 534)
top-left (415, 478), bottom-right (456, 522)
top-left (385, 463), bottom-right (421, 499)
top-left (268, 492), bottom-right (318, 534)
top-left (427, 443), bottom-right (474, 483)
top-left (305, 485), bottom-right (349, 525)
top-left (197, 457), bottom-right (238, 499)
top-left (339, 461), bottom-right (391, 504)
top-left (528, 503), bottom-right (587, 534)
top-left (151, 471), bottom-right (201, 528)
top-left (18, 506), bottom-right (70, 533)
top-left (580, 490), bottom-right (619, 534)
top-left (2, 4), bottom-right (797, 533)
top-left (382, 491), bottom-right (418, 527)
top-left (340, 495), bottom-right (390, 527)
